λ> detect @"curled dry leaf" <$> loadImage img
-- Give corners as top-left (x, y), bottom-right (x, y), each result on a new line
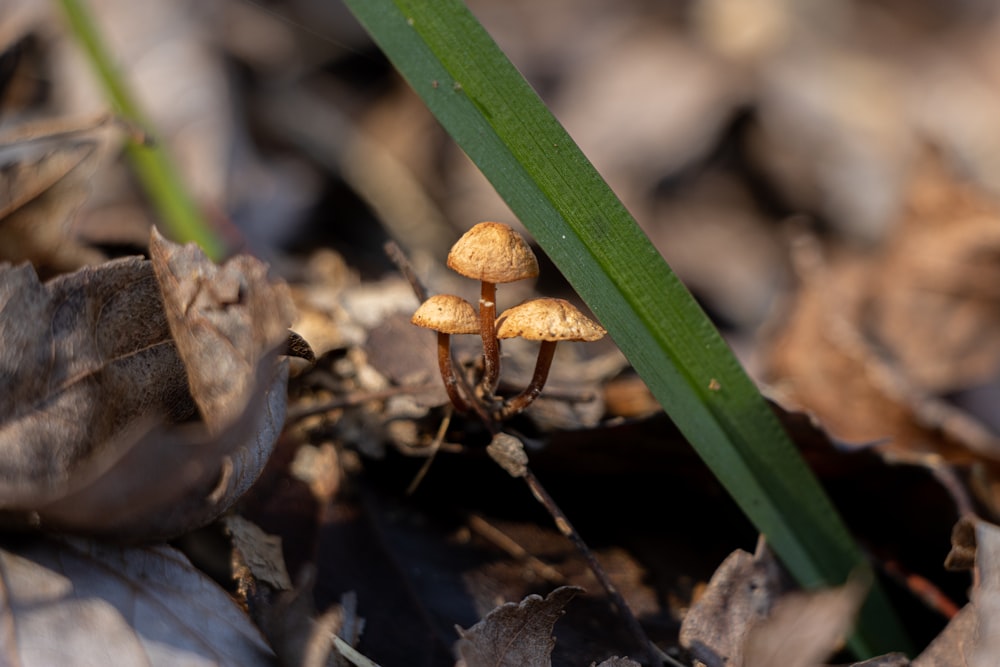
top-left (679, 542), bottom-right (790, 667)
top-left (0, 115), bottom-right (120, 272)
top-left (0, 228), bottom-right (293, 540)
top-left (681, 541), bottom-right (869, 667)
top-left (0, 534), bottom-right (275, 666)
top-left (911, 516), bottom-right (1000, 667)
top-left (455, 586), bottom-right (583, 667)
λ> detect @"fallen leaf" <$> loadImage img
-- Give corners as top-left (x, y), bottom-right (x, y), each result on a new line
top-left (866, 152), bottom-right (1000, 393)
top-left (0, 534), bottom-right (275, 666)
top-left (455, 586), bottom-right (583, 667)
top-left (966, 519), bottom-right (1000, 667)
top-left (150, 227), bottom-right (293, 431)
top-left (681, 541), bottom-right (869, 667)
top-left (0, 115), bottom-right (118, 272)
top-left (224, 515), bottom-right (292, 592)
top-left (741, 571), bottom-right (869, 667)
top-left (0, 228), bottom-right (293, 540)
top-left (0, 255), bottom-right (192, 506)
top-left (679, 542), bottom-right (790, 667)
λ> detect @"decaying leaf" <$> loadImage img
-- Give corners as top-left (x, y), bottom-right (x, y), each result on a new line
top-left (679, 542), bottom-right (790, 667)
top-left (455, 586), bottom-right (583, 667)
top-left (680, 539), bottom-right (870, 667)
top-left (911, 517), bottom-right (1000, 666)
top-left (0, 115), bottom-right (119, 272)
top-left (741, 571), bottom-right (869, 667)
top-left (964, 519), bottom-right (1000, 667)
top-left (761, 200), bottom-right (1000, 502)
top-left (0, 534), bottom-right (275, 666)
top-left (150, 227), bottom-right (293, 432)
top-left (0, 228), bottom-right (293, 540)
top-left (866, 153), bottom-right (1000, 393)
top-left (224, 515), bottom-right (292, 592)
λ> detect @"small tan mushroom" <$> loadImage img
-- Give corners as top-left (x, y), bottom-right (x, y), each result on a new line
top-left (412, 294), bottom-right (479, 411)
top-left (447, 222), bottom-right (539, 395)
top-left (494, 297), bottom-right (606, 419)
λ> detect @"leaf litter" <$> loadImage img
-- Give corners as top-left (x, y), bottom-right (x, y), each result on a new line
top-left (6, 0), bottom-right (1000, 665)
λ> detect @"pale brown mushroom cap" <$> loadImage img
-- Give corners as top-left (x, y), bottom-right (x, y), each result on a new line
top-left (496, 298), bottom-right (607, 342)
top-left (412, 294), bottom-right (480, 334)
top-left (446, 221), bottom-right (540, 283)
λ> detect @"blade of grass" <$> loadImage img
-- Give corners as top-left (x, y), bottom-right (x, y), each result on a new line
top-left (56, 0), bottom-right (227, 260)
top-left (343, 0), bottom-right (911, 657)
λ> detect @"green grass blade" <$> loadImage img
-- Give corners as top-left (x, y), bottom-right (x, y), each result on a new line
top-left (343, 0), bottom-right (911, 657)
top-left (56, 0), bottom-right (227, 260)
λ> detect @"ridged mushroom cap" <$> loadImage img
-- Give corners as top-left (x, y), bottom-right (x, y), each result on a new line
top-left (411, 294), bottom-right (480, 334)
top-left (496, 298), bottom-right (606, 342)
top-left (447, 222), bottom-right (540, 283)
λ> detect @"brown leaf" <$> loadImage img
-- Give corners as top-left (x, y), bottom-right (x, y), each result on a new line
top-left (912, 517), bottom-right (1000, 667)
top-left (762, 230), bottom-right (1000, 472)
top-left (224, 515), bottom-right (292, 592)
top-left (866, 152), bottom-right (1000, 393)
top-left (0, 115), bottom-right (119, 272)
top-left (0, 256), bottom-right (192, 506)
top-left (679, 543), bottom-right (790, 667)
top-left (741, 572), bottom-right (869, 667)
top-left (455, 586), bottom-right (583, 667)
top-left (966, 519), bottom-right (1000, 667)
top-left (591, 658), bottom-right (642, 667)
top-left (0, 534), bottom-right (275, 666)
top-left (150, 227), bottom-right (294, 432)
top-left (681, 542), bottom-right (869, 667)
top-left (0, 229), bottom-right (293, 539)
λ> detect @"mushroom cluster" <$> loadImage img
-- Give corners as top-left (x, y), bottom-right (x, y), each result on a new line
top-left (411, 221), bottom-right (606, 421)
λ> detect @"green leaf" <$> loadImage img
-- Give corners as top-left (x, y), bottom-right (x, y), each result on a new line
top-left (343, 0), bottom-right (910, 657)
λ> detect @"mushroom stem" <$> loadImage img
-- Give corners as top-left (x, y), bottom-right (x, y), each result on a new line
top-left (479, 280), bottom-right (501, 395)
top-left (436, 332), bottom-right (471, 412)
top-left (497, 340), bottom-right (557, 419)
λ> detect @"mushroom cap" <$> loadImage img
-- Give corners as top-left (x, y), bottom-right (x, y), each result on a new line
top-left (447, 221), bottom-right (540, 283)
top-left (411, 294), bottom-right (480, 334)
top-left (496, 298), bottom-right (607, 342)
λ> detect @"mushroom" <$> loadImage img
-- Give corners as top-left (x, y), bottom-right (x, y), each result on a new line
top-left (447, 222), bottom-right (539, 396)
top-left (494, 297), bottom-right (606, 419)
top-left (411, 294), bottom-right (480, 412)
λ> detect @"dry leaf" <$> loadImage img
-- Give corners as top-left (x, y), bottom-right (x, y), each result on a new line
top-left (741, 572), bottom-right (869, 667)
top-left (0, 228), bottom-right (293, 540)
top-left (681, 542), bottom-right (869, 667)
top-left (679, 543), bottom-right (790, 667)
top-left (966, 519), bottom-right (1000, 667)
top-left (149, 227), bottom-right (293, 432)
top-left (866, 152), bottom-right (1000, 393)
top-left (0, 115), bottom-right (118, 272)
top-left (0, 255), bottom-right (192, 505)
top-left (591, 659), bottom-right (641, 667)
top-left (0, 534), bottom-right (275, 666)
top-left (224, 515), bottom-right (292, 592)
top-left (455, 586), bottom-right (583, 667)
top-left (762, 228), bottom-right (1000, 476)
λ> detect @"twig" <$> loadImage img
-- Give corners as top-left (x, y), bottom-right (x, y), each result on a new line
top-left (522, 469), bottom-right (666, 665)
top-left (384, 240), bottom-right (428, 303)
top-left (467, 514), bottom-right (564, 584)
top-left (286, 383), bottom-right (440, 421)
top-left (406, 406), bottom-right (452, 495)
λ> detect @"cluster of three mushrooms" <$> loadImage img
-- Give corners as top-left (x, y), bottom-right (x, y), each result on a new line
top-left (412, 222), bottom-right (606, 420)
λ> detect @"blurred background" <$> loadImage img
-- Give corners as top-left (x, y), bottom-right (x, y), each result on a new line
top-left (5, 0), bottom-right (1000, 661)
